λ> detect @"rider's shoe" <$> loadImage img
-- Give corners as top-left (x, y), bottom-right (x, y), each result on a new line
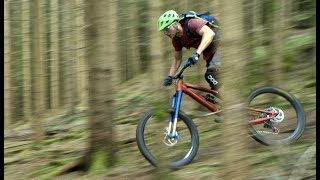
top-left (205, 94), bottom-right (218, 104)
top-left (214, 115), bottom-right (224, 123)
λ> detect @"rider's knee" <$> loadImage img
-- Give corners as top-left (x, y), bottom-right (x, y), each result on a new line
top-left (204, 67), bottom-right (222, 90)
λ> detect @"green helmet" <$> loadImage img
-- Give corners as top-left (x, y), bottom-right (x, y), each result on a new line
top-left (158, 10), bottom-right (179, 31)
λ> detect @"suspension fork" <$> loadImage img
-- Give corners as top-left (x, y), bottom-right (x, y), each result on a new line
top-left (168, 90), bottom-right (183, 137)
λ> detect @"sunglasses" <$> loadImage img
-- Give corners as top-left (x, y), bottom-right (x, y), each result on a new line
top-left (163, 23), bottom-right (174, 35)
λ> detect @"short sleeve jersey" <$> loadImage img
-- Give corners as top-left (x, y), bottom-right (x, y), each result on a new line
top-left (172, 18), bottom-right (216, 61)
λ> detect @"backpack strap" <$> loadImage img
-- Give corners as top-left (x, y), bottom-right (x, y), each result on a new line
top-left (180, 17), bottom-right (202, 41)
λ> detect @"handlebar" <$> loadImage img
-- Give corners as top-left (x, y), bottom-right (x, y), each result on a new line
top-left (173, 64), bottom-right (190, 79)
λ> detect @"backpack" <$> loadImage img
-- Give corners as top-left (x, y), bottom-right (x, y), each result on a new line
top-left (178, 11), bottom-right (221, 40)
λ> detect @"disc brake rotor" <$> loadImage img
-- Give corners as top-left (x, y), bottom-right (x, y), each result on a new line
top-left (163, 127), bottom-right (179, 146)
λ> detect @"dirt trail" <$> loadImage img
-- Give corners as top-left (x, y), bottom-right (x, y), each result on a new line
top-left (4, 107), bottom-right (316, 180)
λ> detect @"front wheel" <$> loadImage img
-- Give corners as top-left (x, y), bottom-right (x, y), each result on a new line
top-left (136, 110), bottom-right (199, 169)
top-left (247, 87), bottom-right (306, 145)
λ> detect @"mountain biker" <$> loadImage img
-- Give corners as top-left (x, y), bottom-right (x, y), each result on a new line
top-left (158, 10), bottom-right (222, 91)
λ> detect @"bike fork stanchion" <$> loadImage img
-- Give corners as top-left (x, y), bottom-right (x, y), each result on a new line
top-left (171, 90), bottom-right (183, 137)
top-left (167, 94), bottom-right (176, 135)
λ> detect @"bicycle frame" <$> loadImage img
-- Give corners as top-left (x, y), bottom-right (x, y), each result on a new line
top-left (168, 78), bottom-right (277, 137)
top-left (178, 79), bottom-right (221, 112)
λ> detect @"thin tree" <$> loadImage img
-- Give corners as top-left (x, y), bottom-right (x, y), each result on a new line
top-left (117, 0), bottom-right (133, 82)
top-left (57, 0), bottom-right (65, 107)
top-left (270, 0), bottom-right (285, 87)
top-left (64, 0), bottom-right (77, 115)
top-left (75, 0), bottom-right (88, 107)
top-left (50, 0), bottom-right (60, 111)
top-left (284, 0), bottom-right (293, 30)
top-left (136, 0), bottom-right (151, 74)
top-left (219, 0), bottom-right (250, 179)
top-left (58, 0), bottom-right (69, 108)
top-left (70, 0), bottom-right (79, 104)
top-left (4, 0), bottom-right (12, 130)
top-left (22, 0), bottom-right (32, 122)
top-left (32, 0), bottom-right (45, 143)
top-left (253, 0), bottom-right (263, 47)
top-left (10, 0), bottom-right (24, 122)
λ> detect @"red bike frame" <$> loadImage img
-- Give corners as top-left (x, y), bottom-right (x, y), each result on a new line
top-left (176, 79), bottom-right (277, 125)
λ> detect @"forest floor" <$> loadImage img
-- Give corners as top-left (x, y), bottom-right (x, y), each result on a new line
top-left (4, 72), bottom-right (316, 180)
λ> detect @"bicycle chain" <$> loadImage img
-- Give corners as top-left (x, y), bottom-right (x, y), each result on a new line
top-left (257, 127), bottom-right (279, 135)
top-left (257, 131), bottom-right (278, 135)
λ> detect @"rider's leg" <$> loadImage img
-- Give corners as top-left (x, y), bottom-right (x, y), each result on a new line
top-left (205, 48), bottom-right (222, 91)
top-left (205, 48), bottom-right (224, 122)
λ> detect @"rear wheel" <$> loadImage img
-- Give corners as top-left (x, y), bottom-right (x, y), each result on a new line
top-left (247, 87), bottom-right (306, 145)
top-left (136, 110), bottom-right (199, 169)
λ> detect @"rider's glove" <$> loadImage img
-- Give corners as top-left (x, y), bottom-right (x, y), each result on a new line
top-left (163, 76), bottom-right (173, 86)
top-left (184, 52), bottom-right (200, 67)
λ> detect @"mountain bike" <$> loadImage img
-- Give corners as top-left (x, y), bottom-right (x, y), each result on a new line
top-left (136, 64), bottom-right (306, 169)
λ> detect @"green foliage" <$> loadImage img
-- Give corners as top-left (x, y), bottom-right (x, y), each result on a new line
top-left (27, 156), bottom-right (79, 180)
top-left (252, 46), bottom-right (270, 63)
top-left (281, 35), bottom-right (315, 71)
top-left (292, 0), bottom-right (316, 28)
top-left (262, 0), bottom-right (275, 28)
top-left (44, 131), bottom-right (88, 145)
top-left (152, 100), bottom-right (168, 120)
top-left (87, 150), bottom-right (109, 176)
top-left (28, 166), bottom-right (60, 180)
top-left (304, 80), bottom-right (316, 88)
top-left (247, 46), bottom-right (270, 86)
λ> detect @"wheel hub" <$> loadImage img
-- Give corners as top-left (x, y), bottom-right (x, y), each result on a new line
top-left (163, 127), bottom-right (179, 146)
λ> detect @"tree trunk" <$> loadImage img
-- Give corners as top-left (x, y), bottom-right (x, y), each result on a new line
top-left (253, 0), bottom-right (263, 46)
top-left (136, 0), bottom-right (151, 74)
top-left (57, 1), bottom-right (117, 175)
top-left (50, 0), bottom-right (60, 111)
top-left (22, 0), bottom-right (32, 122)
top-left (270, 0), bottom-right (285, 87)
top-left (83, 0), bottom-right (116, 171)
top-left (64, 0), bottom-right (77, 115)
top-left (284, 0), bottom-right (293, 30)
top-left (43, 0), bottom-right (50, 110)
top-left (117, 1), bottom-right (133, 83)
top-left (149, 2), bottom-right (177, 179)
top-left (4, 0), bottom-right (12, 130)
top-left (75, 0), bottom-right (88, 107)
top-left (70, 0), bottom-right (79, 105)
top-left (58, 0), bottom-right (68, 108)
top-left (32, 0), bottom-right (45, 143)
top-left (10, 1), bottom-right (24, 122)
top-left (219, 0), bottom-right (250, 179)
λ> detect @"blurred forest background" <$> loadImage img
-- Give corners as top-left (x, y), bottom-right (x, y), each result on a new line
top-left (4, 0), bottom-right (316, 179)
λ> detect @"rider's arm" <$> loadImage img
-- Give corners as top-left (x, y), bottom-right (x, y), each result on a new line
top-left (196, 25), bottom-right (215, 55)
top-left (168, 50), bottom-right (182, 77)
